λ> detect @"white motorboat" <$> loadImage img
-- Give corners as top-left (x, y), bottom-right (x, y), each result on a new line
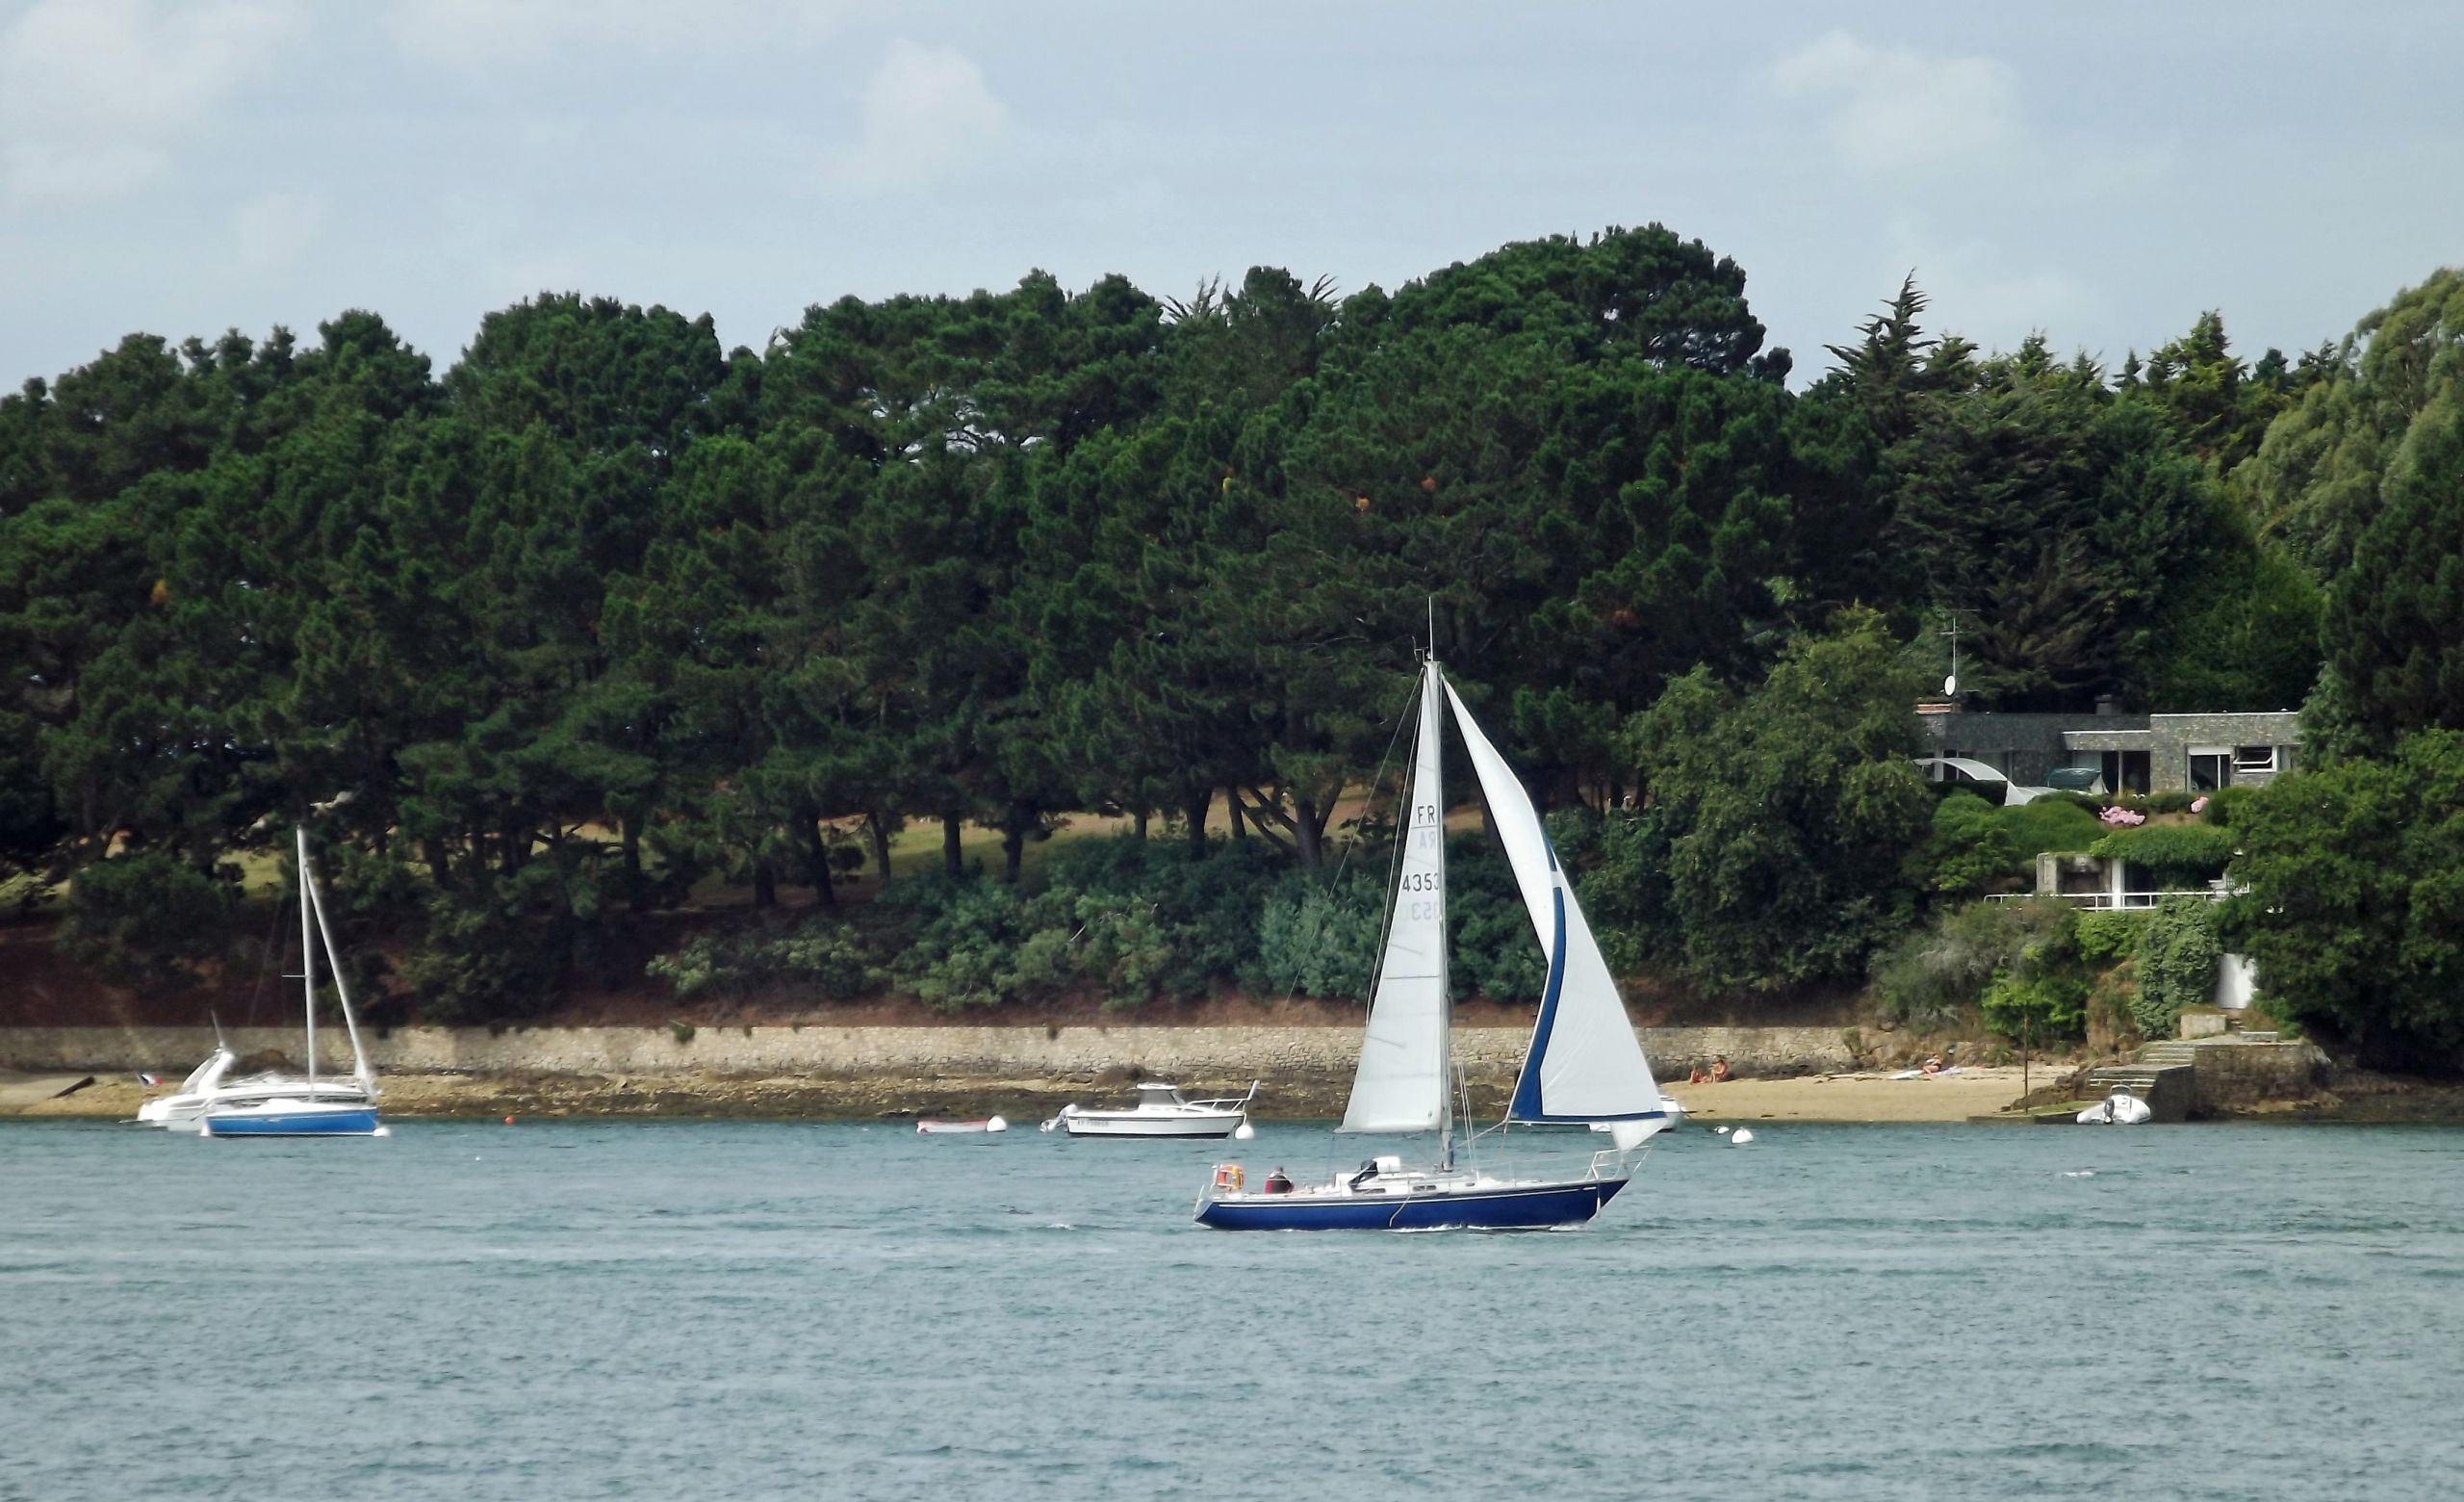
top-left (1042, 1081), bottom-right (1257, 1138)
top-left (2077, 1087), bottom-right (2153, 1125)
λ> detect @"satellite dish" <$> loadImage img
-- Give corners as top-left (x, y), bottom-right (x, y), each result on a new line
top-left (1943, 673), bottom-right (1958, 696)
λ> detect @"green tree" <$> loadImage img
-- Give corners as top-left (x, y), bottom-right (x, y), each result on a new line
top-left (1613, 611), bottom-right (1933, 989)
top-left (2221, 730), bottom-right (2464, 1065)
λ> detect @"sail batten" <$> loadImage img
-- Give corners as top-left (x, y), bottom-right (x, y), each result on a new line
top-left (1340, 661), bottom-right (1450, 1134)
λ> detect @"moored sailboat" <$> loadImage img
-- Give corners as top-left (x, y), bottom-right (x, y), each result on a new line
top-left (199, 829), bottom-right (385, 1139)
top-left (1195, 656), bottom-right (1665, 1230)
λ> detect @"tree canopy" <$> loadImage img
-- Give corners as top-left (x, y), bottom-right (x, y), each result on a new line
top-left (0, 231), bottom-right (2451, 1033)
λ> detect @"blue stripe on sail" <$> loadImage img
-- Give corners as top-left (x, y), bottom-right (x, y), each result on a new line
top-left (1508, 885), bottom-right (1570, 1121)
top-left (1507, 840), bottom-right (1667, 1124)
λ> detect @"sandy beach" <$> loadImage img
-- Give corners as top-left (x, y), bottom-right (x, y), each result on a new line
top-left (10, 1066), bottom-right (2047, 1124)
top-left (1666, 1067), bottom-right (2039, 1123)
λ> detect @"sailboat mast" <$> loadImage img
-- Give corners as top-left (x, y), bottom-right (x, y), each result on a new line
top-left (297, 826), bottom-right (317, 1090)
top-left (300, 836), bottom-right (377, 1100)
top-left (1431, 659), bottom-right (1455, 1171)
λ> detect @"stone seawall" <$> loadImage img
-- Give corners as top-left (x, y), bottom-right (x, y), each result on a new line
top-left (0, 1023), bottom-right (1860, 1081)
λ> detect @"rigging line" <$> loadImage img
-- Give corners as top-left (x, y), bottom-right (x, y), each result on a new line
top-left (1351, 678), bottom-right (1422, 1010)
top-left (1274, 678), bottom-right (1415, 1012)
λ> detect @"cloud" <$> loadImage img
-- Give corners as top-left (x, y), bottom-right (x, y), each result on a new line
top-left (1880, 215), bottom-right (2104, 359)
top-left (0, 0), bottom-right (303, 203)
top-left (384, 0), bottom-right (846, 77)
top-left (829, 39), bottom-right (1008, 192)
top-left (229, 189), bottom-right (325, 272)
top-left (1770, 29), bottom-right (2020, 175)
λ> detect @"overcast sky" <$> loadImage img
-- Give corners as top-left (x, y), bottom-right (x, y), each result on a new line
top-left (1, 0), bottom-right (2455, 391)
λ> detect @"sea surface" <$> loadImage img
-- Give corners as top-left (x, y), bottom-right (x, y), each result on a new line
top-left (5, 1117), bottom-right (2463, 1501)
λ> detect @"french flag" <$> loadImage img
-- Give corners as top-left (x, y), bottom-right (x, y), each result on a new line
top-left (136, 1072), bottom-right (162, 1086)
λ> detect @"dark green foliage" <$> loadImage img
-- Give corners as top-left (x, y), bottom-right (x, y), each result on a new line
top-left (2087, 822), bottom-right (2236, 884)
top-left (2134, 897), bottom-right (2220, 1039)
top-left (2324, 386), bottom-right (2464, 746)
top-left (4, 244), bottom-right (2455, 1023)
top-left (1623, 612), bottom-right (1934, 990)
top-left (2222, 731), bottom-right (2464, 1066)
top-left (648, 917), bottom-right (891, 1001)
top-left (59, 851), bottom-right (232, 989)
top-left (1256, 869), bottom-right (1384, 1000)
top-left (1440, 835), bottom-right (1549, 1003)
top-left (1995, 798), bottom-right (2106, 862)
top-left (1869, 898), bottom-right (2080, 1038)
top-left (1919, 790), bottom-right (2019, 895)
top-left (2074, 911), bottom-right (2146, 964)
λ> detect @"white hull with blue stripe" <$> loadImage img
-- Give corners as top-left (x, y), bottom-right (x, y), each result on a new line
top-left (203, 1098), bottom-right (386, 1137)
top-left (150, 830), bottom-right (387, 1141)
top-left (1196, 654), bottom-right (1669, 1231)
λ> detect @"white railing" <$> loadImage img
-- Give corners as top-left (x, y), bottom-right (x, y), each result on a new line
top-left (1989, 890), bottom-right (2226, 910)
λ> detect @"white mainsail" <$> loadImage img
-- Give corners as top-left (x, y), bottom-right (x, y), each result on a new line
top-left (1341, 660), bottom-right (1450, 1133)
top-left (1440, 679), bottom-right (1662, 1124)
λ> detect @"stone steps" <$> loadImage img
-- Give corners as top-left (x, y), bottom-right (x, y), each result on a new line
top-left (2082, 1061), bottom-right (2194, 1122)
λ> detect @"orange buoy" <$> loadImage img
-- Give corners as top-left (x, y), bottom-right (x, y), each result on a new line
top-left (502, 1115), bottom-right (516, 1125)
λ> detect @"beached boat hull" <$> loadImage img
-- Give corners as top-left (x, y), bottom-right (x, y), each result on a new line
top-left (1196, 1176), bottom-right (1624, 1231)
top-left (202, 1103), bottom-right (383, 1137)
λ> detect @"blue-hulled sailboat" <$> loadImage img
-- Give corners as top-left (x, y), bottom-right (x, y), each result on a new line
top-left (1194, 655), bottom-right (1665, 1230)
top-left (201, 829), bottom-right (385, 1139)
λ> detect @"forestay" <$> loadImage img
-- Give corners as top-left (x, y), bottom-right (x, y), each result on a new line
top-left (1442, 680), bottom-right (1662, 1124)
top-left (1341, 660), bottom-right (1451, 1133)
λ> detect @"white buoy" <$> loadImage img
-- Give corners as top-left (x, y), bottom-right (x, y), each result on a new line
top-left (1731, 1127), bottom-right (1756, 1146)
top-left (1714, 1125), bottom-right (1732, 1135)
top-left (986, 1115), bottom-right (1009, 1132)
top-left (1233, 1122), bottom-right (1256, 1141)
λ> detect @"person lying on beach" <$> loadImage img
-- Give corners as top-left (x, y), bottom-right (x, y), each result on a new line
top-left (1688, 1064), bottom-right (1708, 1084)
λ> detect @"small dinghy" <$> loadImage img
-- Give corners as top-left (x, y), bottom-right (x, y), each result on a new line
top-left (2077, 1088), bottom-right (2153, 1125)
top-left (916, 1116), bottom-right (1008, 1134)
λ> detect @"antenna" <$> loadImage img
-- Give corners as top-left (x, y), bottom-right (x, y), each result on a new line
top-left (1426, 595), bottom-right (1436, 660)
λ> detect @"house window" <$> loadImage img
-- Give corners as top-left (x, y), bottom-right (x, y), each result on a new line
top-left (2189, 747), bottom-right (2231, 791)
top-left (2233, 745), bottom-right (2277, 777)
top-left (2101, 750), bottom-right (2151, 795)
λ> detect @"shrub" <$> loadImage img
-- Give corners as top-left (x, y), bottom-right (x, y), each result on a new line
top-left (1443, 834), bottom-right (1549, 1002)
top-left (1996, 797), bottom-right (2106, 861)
top-left (1871, 897), bottom-right (2084, 1040)
top-left (648, 917), bottom-right (889, 1001)
top-left (2134, 896), bottom-right (2221, 1039)
top-left (2087, 822), bottom-right (2236, 885)
top-left (1919, 791), bottom-right (2019, 895)
top-left (2074, 911), bottom-right (2148, 963)
top-left (1981, 967), bottom-right (2088, 1043)
top-left (1257, 870), bottom-right (1383, 998)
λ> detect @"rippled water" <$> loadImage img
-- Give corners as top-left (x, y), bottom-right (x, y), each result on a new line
top-left (6, 1118), bottom-right (2463, 1500)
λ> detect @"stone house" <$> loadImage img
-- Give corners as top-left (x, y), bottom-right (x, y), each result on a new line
top-left (1914, 705), bottom-right (2300, 797)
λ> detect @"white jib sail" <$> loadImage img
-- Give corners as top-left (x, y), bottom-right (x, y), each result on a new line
top-left (1440, 678), bottom-right (1662, 1123)
top-left (1342, 660), bottom-right (1450, 1133)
